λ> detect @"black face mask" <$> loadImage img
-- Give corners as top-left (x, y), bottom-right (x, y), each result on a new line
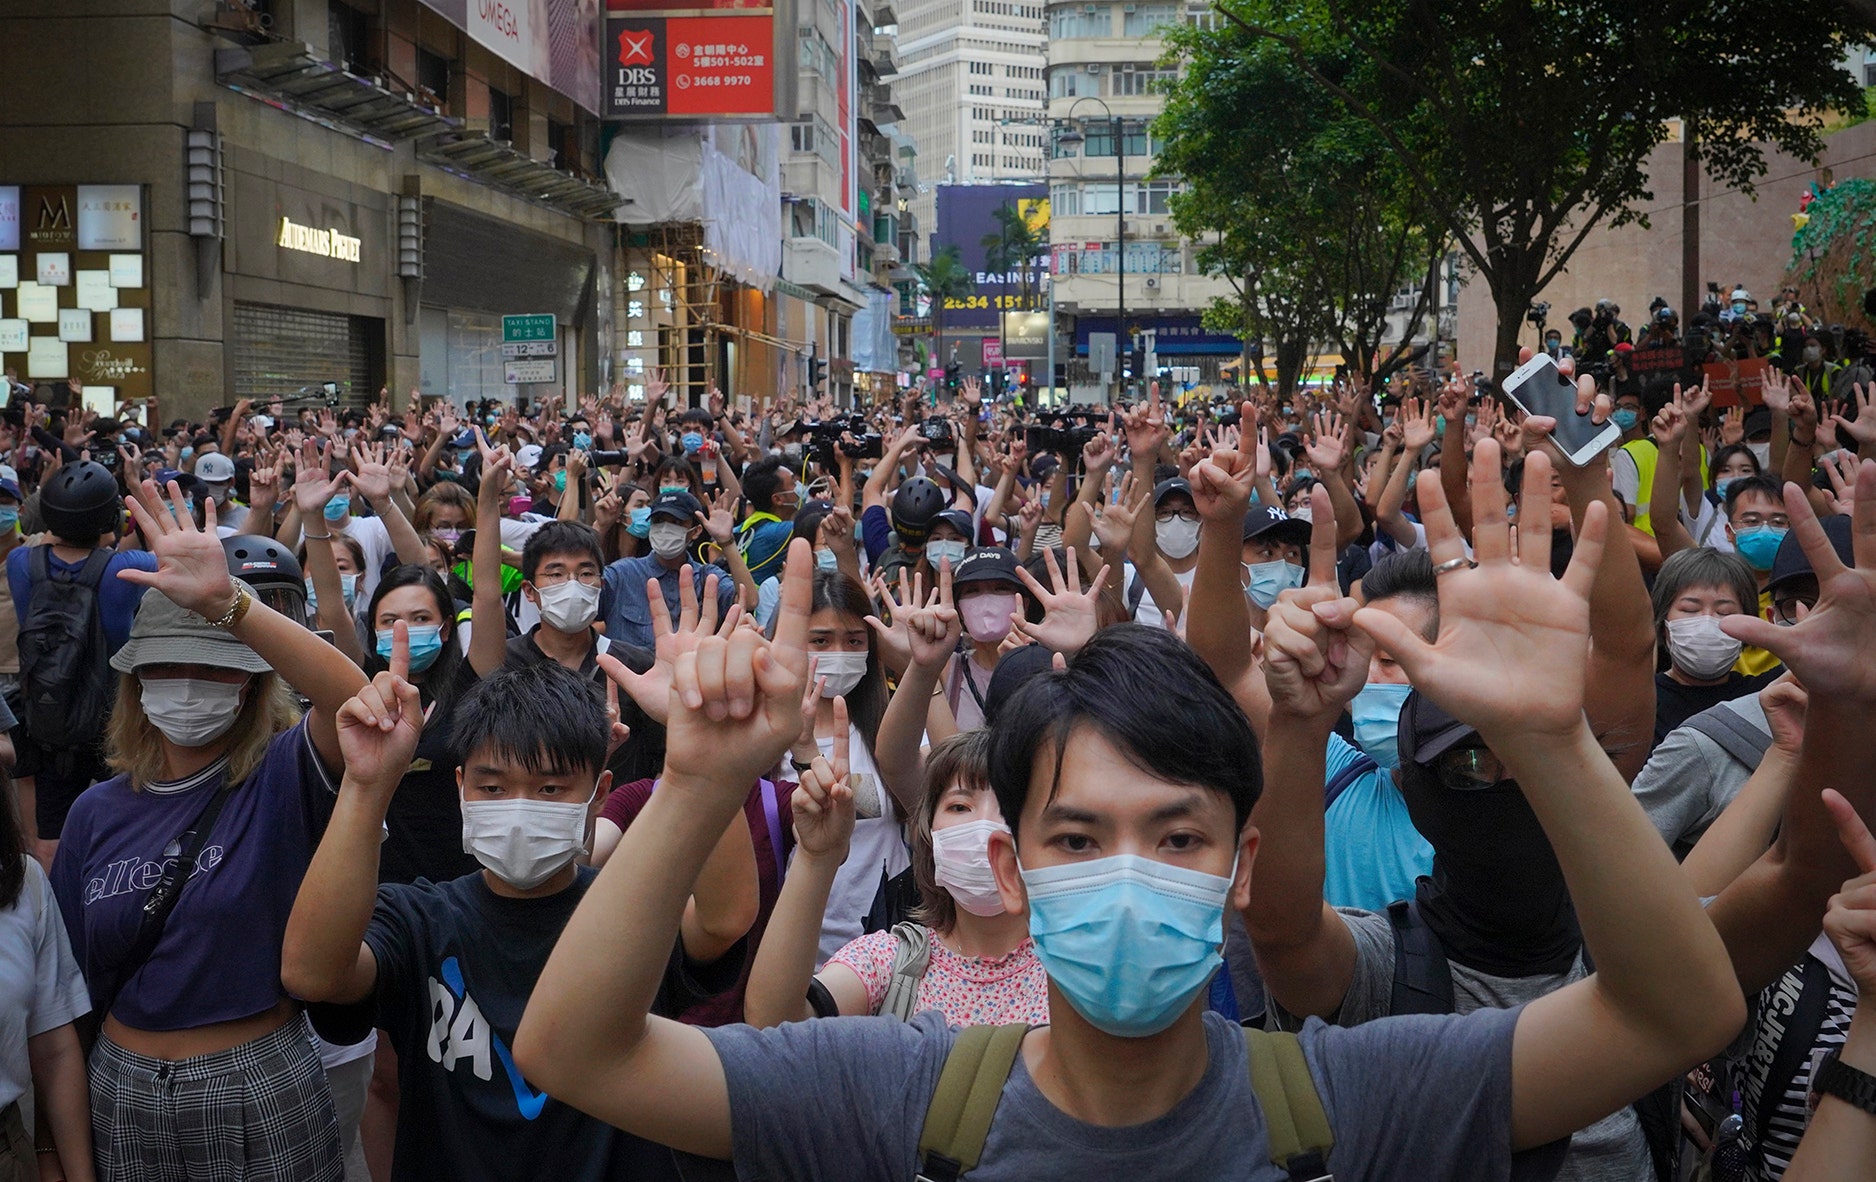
top-left (1397, 758), bottom-right (1581, 977)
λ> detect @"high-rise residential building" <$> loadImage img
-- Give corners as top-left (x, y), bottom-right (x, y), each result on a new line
top-left (893, 0), bottom-right (1048, 242)
top-left (1044, 1), bottom-right (1237, 397)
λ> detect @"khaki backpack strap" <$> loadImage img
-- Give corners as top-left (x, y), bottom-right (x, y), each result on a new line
top-left (916, 1024), bottom-right (1027, 1182)
top-left (1244, 1027), bottom-right (1335, 1181)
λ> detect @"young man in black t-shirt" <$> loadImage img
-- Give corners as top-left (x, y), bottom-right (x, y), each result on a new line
top-left (283, 639), bottom-right (757, 1182)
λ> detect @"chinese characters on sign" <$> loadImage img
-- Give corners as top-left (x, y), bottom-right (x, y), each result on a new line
top-left (604, 12), bottom-right (777, 118)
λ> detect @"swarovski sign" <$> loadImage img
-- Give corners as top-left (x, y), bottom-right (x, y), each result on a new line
top-left (277, 216), bottom-right (361, 263)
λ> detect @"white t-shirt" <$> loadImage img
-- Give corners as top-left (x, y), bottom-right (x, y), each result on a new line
top-left (0, 859), bottom-right (89, 1111)
top-left (811, 725), bottom-right (911, 966)
top-left (1123, 563), bottom-right (1196, 630)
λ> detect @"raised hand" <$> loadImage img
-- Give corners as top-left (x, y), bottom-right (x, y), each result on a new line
top-left (1353, 440), bottom-right (1609, 742)
top-left (1400, 397), bottom-right (1437, 452)
top-left (660, 541), bottom-right (812, 789)
top-left (116, 479), bottom-right (239, 619)
top-left (598, 569), bottom-right (736, 726)
top-left (1821, 451), bottom-right (1860, 516)
top-left (1121, 386), bottom-right (1170, 461)
top-left (1760, 370), bottom-right (1792, 414)
top-left (1260, 485), bottom-right (1371, 721)
top-left (1827, 383), bottom-right (1876, 450)
top-left (698, 490), bottom-right (736, 547)
top-left (1720, 404), bottom-right (1746, 447)
top-left (1012, 546), bottom-right (1106, 655)
top-left (1819, 789), bottom-right (1876, 996)
top-left (1189, 446), bottom-right (1256, 524)
top-left (1090, 469), bottom-right (1151, 555)
top-left (1650, 389), bottom-right (1688, 448)
top-left (1082, 428), bottom-right (1116, 474)
top-left (897, 561), bottom-right (960, 671)
top-left (791, 697), bottom-right (855, 859)
top-left (866, 567), bottom-right (924, 673)
top-left (1305, 409), bottom-right (1349, 473)
top-left (1722, 463), bottom-right (1876, 701)
top-left (959, 376), bottom-right (983, 408)
top-left (336, 621), bottom-right (423, 788)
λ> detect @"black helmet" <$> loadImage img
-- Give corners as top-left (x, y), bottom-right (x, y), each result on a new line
top-left (40, 460), bottom-right (122, 543)
top-left (222, 534), bottom-right (308, 624)
top-left (891, 476), bottom-right (946, 546)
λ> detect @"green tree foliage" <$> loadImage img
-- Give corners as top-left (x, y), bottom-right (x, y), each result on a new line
top-left (982, 201), bottom-right (1048, 310)
top-left (1788, 177), bottom-right (1876, 335)
top-left (1156, 27), bottom-right (1438, 397)
top-left (1215, 0), bottom-right (1866, 374)
top-left (916, 245), bottom-right (977, 368)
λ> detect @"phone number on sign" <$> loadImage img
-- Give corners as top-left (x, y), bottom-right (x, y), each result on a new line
top-left (680, 74), bottom-right (755, 86)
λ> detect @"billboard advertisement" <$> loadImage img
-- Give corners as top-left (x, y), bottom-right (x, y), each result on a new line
top-left (931, 184), bottom-right (1048, 331)
top-left (419, 0), bottom-right (603, 112)
top-left (603, 0), bottom-right (794, 121)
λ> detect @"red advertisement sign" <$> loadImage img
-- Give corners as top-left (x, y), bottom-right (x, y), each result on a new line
top-left (981, 337), bottom-right (1003, 366)
top-left (604, 13), bottom-right (775, 118)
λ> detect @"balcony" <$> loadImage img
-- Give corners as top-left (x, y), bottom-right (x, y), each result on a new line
top-left (215, 41), bottom-right (460, 148)
top-left (863, 84), bottom-right (905, 123)
top-left (416, 133), bottom-right (624, 220)
top-left (785, 236), bottom-right (844, 296)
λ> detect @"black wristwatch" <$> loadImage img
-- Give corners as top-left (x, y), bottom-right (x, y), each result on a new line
top-left (1816, 1051), bottom-right (1876, 1116)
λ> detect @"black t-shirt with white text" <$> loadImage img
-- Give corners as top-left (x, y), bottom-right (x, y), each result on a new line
top-left (365, 867), bottom-right (742, 1181)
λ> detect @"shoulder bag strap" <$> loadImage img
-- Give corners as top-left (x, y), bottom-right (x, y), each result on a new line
top-left (758, 779), bottom-right (786, 889)
top-left (1683, 706), bottom-right (1772, 770)
top-left (1752, 954), bottom-right (1834, 1153)
top-left (1244, 1027), bottom-right (1335, 1181)
top-left (74, 547), bottom-right (112, 589)
top-left (916, 1024), bottom-right (1027, 1182)
top-left (883, 921), bottom-right (933, 1021)
top-left (92, 780), bottom-right (239, 1023)
top-left (1386, 898), bottom-right (1455, 1016)
top-left (1323, 751), bottom-right (1380, 813)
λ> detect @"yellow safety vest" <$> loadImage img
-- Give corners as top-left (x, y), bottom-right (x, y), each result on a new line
top-left (1621, 438), bottom-right (1708, 538)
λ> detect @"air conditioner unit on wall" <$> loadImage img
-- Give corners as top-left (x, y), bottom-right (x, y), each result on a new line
top-left (1144, 277), bottom-right (1159, 288)
top-left (1085, 62), bottom-right (1101, 72)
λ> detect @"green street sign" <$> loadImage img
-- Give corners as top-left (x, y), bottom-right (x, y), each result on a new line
top-left (502, 314), bottom-right (557, 343)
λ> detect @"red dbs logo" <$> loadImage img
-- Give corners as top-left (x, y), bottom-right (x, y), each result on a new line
top-left (618, 29), bottom-right (654, 65)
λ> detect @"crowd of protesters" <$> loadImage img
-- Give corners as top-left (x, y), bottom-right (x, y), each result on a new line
top-left (0, 327), bottom-right (1874, 1182)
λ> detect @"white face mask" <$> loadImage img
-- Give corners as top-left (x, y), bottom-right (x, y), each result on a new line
top-left (648, 521), bottom-right (690, 560)
top-left (1156, 516), bottom-right (1201, 559)
top-left (460, 788), bottom-right (595, 889)
top-left (812, 650), bottom-right (868, 698)
top-left (926, 538), bottom-right (969, 570)
top-left (930, 817), bottom-right (1011, 917)
top-left (1664, 614), bottom-right (1743, 681)
top-left (140, 677), bottom-right (247, 748)
top-left (1747, 441), bottom-right (1772, 470)
top-left (534, 579), bottom-right (600, 632)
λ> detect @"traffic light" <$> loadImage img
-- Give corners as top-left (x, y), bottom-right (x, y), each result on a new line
top-left (945, 361), bottom-right (961, 391)
top-left (810, 356), bottom-right (827, 389)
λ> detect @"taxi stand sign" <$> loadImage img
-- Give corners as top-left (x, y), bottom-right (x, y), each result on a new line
top-left (502, 314), bottom-right (558, 384)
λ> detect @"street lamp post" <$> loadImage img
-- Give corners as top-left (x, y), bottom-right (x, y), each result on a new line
top-left (1057, 97), bottom-right (1125, 402)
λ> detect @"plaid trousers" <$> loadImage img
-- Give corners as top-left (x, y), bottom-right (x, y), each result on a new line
top-left (90, 1014), bottom-right (343, 1182)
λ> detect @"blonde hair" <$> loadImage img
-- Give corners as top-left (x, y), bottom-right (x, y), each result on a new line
top-left (105, 670), bottom-right (302, 790)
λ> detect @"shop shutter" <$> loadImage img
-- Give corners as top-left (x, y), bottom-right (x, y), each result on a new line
top-left (230, 301), bottom-right (376, 402)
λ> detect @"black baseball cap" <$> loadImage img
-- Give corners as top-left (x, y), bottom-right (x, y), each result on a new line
top-left (1398, 689), bottom-right (1476, 767)
top-left (1766, 513), bottom-right (1852, 598)
top-left (647, 491), bottom-right (703, 524)
top-left (1243, 505), bottom-right (1312, 547)
top-left (1153, 477), bottom-right (1193, 506)
top-left (1742, 407), bottom-right (1774, 440)
top-left (933, 508), bottom-right (975, 540)
top-left (952, 545), bottom-right (1023, 590)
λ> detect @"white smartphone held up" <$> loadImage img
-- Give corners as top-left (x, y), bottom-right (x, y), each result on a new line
top-left (1499, 353), bottom-right (1620, 467)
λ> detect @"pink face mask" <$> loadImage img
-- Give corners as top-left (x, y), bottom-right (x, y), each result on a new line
top-left (959, 592), bottom-right (1020, 644)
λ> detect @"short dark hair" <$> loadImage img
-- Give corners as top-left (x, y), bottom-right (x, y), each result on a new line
top-left (1360, 547), bottom-right (1439, 640)
top-left (986, 625), bottom-right (1261, 842)
top-left (522, 520), bottom-right (604, 583)
top-left (742, 456), bottom-right (789, 513)
top-left (452, 660), bottom-right (608, 779)
top-left (1725, 473), bottom-right (1783, 519)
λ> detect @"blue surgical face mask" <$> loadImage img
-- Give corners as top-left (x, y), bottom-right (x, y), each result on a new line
top-left (572, 430), bottom-right (593, 450)
top-left (681, 431), bottom-right (705, 454)
top-left (323, 494), bottom-right (351, 522)
top-left (1243, 559), bottom-right (1305, 609)
top-left (377, 623), bottom-right (444, 673)
top-left (815, 548), bottom-right (839, 572)
top-left (1021, 853), bottom-right (1237, 1038)
top-left (180, 446), bottom-right (194, 462)
top-left (0, 506), bottom-right (17, 533)
top-left (1714, 476), bottom-right (1739, 500)
top-left (627, 506), bottom-right (653, 539)
top-left (1733, 525), bottom-right (1787, 572)
top-left (1612, 408), bottom-right (1640, 432)
top-left (1732, 302), bottom-right (1747, 316)
top-left (305, 573), bottom-right (359, 614)
top-left (1350, 681), bottom-right (1413, 770)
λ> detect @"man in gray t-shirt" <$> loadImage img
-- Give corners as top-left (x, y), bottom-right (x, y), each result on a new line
top-left (702, 1005), bottom-right (1565, 1181)
top-left (1269, 910), bottom-right (1653, 1182)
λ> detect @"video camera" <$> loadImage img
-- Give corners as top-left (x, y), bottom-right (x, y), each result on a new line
top-left (798, 416), bottom-right (882, 468)
top-left (1024, 412), bottom-right (1102, 459)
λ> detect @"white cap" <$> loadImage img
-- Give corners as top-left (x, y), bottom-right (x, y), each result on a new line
top-left (515, 443), bottom-right (545, 470)
top-left (194, 452), bottom-right (237, 483)
top-left (252, 414), bottom-right (274, 431)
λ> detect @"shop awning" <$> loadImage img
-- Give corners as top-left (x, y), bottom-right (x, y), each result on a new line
top-left (215, 42), bottom-right (460, 147)
top-left (417, 133), bottom-right (625, 221)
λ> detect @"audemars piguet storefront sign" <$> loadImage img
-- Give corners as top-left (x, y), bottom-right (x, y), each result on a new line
top-left (277, 216), bottom-right (362, 262)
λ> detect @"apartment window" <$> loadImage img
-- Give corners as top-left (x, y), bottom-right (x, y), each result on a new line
top-left (969, 61), bottom-right (994, 75)
top-left (1080, 123), bottom-right (1154, 158)
top-left (968, 84), bottom-right (993, 95)
top-left (1112, 67), bottom-right (1175, 96)
top-left (488, 86), bottom-right (514, 143)
top-left (1121, 3), bottom-right (1176, 35)
top-left (415, 46), bottom-right (450, 108)
top-left (1132, 180), bottom-right (1176, 214)
top-left (1048, 5), bottom-right (1109, 38)
top-left (1050, 70), bottom-right (1092, 99)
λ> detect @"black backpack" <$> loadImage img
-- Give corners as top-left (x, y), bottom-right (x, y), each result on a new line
top-left (19, 545), bottom-right (114, 752)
